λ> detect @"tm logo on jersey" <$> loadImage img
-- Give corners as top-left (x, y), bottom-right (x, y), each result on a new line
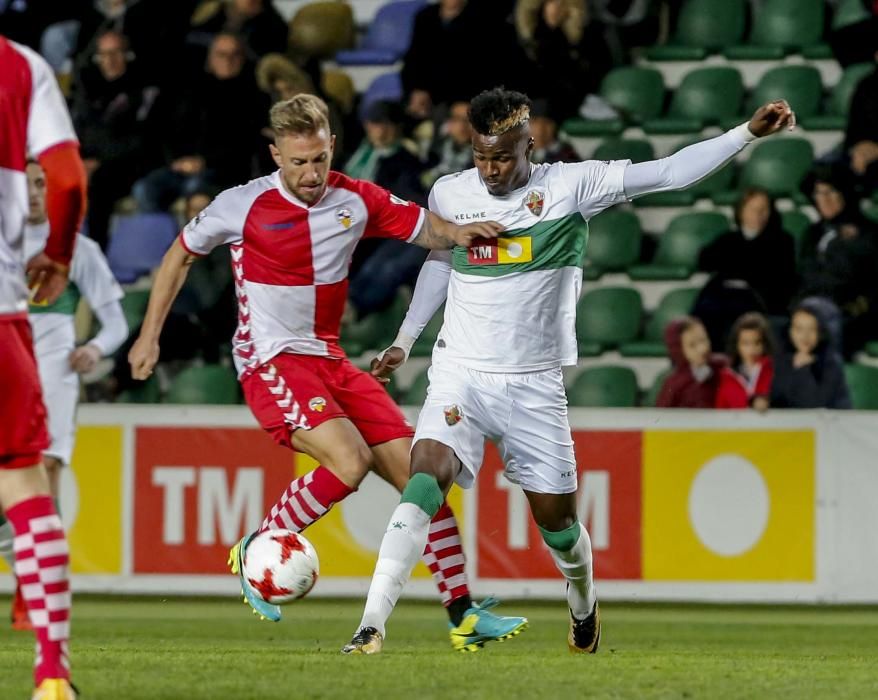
top-left (467, 236), bottom-right (533, 265)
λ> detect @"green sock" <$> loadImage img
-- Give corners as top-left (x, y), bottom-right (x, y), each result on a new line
top-left (400, 473), bottom-right (444, 518)
top-left (538, 521), bottom-right (581, 551)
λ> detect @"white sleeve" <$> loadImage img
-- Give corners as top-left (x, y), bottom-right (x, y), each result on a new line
top-left (70, 235), bottom-right (123, 309)
top-left (179, 188), bottom-right (245, 255)
top-left (19, 42), bottom-right (77, 156)
top-left (556, 159), bottom-right (631, 220)
top-left (88, 300), bottom-right (128, 356)
top-left (623, 124), bottom-right (755, 199)
top-left (399, 250), bottom-right (451, 339)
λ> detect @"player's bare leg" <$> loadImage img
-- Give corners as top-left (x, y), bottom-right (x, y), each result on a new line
top-left (344, 440), bottom-right (527, 654)
top-left (230, 417), bottom-right (372, 621)
top-left (525, 490), bottom-right (600, 654)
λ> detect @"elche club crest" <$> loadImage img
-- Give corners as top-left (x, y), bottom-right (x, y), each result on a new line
top-left (444, 404), bottom-right (463, 426)
top-left (524, 190), bottom-right (544, 216)
top-left (336, 207), bottom-right (354, 230)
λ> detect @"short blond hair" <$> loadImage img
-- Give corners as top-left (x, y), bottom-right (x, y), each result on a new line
top-left (270, 94), bottom-right (331, 138)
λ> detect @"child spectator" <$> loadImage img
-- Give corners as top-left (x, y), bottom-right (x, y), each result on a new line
top-left (657, 317), bottom-right (727, 408)
top-left (716, 312), bottom-right (774, 411)
top-left (771, 301), bottom-right (852, 409)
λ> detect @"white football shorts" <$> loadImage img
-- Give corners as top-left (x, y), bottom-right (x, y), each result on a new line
top-left (36, 347), bottom-right (79, 465)
top-left (412, 358), bottom-right (577, 494)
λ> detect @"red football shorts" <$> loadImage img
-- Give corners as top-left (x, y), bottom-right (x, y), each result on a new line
top-left (0, 317), bottom-right (50, 469)
top-left (241, 352), bottom-right (413, 449)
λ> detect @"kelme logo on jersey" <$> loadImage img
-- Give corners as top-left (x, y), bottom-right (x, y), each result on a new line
top-left (524, 190), bottom-right (545, 216)
top-left (444, 405), bottom-right (463, 426)
top-left (309, 397), bottom-right (327, 412)
top-left (336, 207), bottom-right (354, 230)
top-left (467, 236), bottom-right (533, 265)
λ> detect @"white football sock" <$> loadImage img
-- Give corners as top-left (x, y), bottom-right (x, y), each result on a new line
top-left (0, 519), bottom-right (15, 571)
top-left (548, 522), bottom-right (596, 619)
top-left (358, 502), bottom-right (432, 637)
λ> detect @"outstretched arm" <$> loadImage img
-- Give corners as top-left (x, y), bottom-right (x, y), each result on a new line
top-left (410, 211), bottom-right (503, 249)
top-left (128, 238), bottom-right (198, 379)
top-left (370, 251), bottom-right (452, 382)
top-left (623, 100), bottom-right (796, 198)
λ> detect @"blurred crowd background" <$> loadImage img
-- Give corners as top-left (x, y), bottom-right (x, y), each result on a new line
top-left (2, 0), bottom-right (877, 409)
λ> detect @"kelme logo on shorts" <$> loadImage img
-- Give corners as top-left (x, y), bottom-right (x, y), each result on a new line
top-left (467, 236), bottom-right (532, 265)
top-left (444, 405), bottom-right (463, 426)
top-left (309, 397), bottom-right (327, 412)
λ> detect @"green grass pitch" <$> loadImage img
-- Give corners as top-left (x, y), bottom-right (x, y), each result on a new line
top-left (2, 596), bottom-right (877, 699)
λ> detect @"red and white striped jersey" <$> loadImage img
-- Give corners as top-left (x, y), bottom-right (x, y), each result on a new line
top-left (180, 169), bottom-right (425, 376)
top-left (0, 36), bottom-right (77, 317)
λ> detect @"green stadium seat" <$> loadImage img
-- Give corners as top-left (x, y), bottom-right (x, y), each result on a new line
top-left (402, 367), bottom-right (430, 405)
top-left (117, 374), bottom-right (161, 404)
top-left (620, 287), bottom-right (701, 357)
top-left (583, 209), bottom-right (642, 279)
top-left (563, 67), bottom-right (666, 137)
top-left (340, 293), bottom-right (406, 356)
top-left (725, 0), bottom-right (826, 59)
top-left (802, 63), bottom-right (874, 131)
top-left (647, 0), bottom-right (746, 61)
top-left (780, 210), bottom-right (812, 259)
top-left (644, 67), bottom-right (744, 134)
top-left (642, 367), bottom-right (672, 407)
top-left (844, 364), bottom-right (878, 410)
top-left (120, 289), bottom-right (151, 332)
top-left (863, 342), bottom-right (878, 358)
top-left (409, 306), bottom-right (444, 358)
top-left (576, 288), bottom-right (644, 355)
top-left (628, 212), bottom-right (729, 280)
top-left (833, 0), bottom-right (870, 29)
top-left (165, 365), bottom-right (240, 405)
top-left (593, 138), bottom-right (655, 164)
top-left (635, 137), bottom-right (735, 207)
top-left (735, 138), bottom-right (814, 200)
top-left (743, 66), bottom-right (823, 122)
top-left (567, 366), bottom-right (639, 408)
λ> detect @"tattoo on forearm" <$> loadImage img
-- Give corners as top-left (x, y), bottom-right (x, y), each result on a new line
top-left (413, 214), bottom-right (454, 250)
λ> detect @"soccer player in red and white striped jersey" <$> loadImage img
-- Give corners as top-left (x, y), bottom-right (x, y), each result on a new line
top-left (0, 34), bottom-right (88, 700)
top-left (128, 94), bottom-right (523, 641)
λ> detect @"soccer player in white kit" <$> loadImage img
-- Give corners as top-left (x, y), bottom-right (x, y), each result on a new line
top-left (0, 34), bottom-right (88, 700)
top-left (343, 88), bottom-right (796, 655)
top-left (0, 160), bottom-right (128, 629)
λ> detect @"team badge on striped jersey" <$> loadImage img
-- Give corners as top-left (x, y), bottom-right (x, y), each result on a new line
top-left (309, 396), bottom-right (327, 412)
top-left (336, 207), bottom-right (354, 229)
top-left (444, 404), bottom-right (463, 426)
top-left (524, 190), bottom-right (544, 216)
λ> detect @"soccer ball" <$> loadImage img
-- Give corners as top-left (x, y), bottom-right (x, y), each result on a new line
top-left (242, 530), bottom-right (319, 604)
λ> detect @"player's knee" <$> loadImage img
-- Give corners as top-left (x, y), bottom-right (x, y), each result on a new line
top-left (410, 440), bottom-right (457, 493)
top-left (400, 472), bottom-right (444, 518)
top-left (323, 442), bottom-right (373, 487)
top-left (43, 457), bottom-right (62, 478)
top-left (538, 520), bottom-right (581, 551)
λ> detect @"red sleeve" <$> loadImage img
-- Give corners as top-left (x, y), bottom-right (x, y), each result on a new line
top-left (358, 179), bottom-right (425, 242)
top-left (753, 357), bottom-right (774, 398)
top-left (36, 142), bottom-right (87, 267)
top-left (656, 373), bottom-right (680, 408)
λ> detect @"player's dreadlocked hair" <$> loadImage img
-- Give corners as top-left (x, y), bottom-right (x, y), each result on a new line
top-left (468, 88), bottom-right (532, 136)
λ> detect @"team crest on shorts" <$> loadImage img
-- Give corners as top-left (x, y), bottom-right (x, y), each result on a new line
top-left (309, 396), bottom-right (327, 412)
top-left (444, 404), bottom-right (463, 426)
top-left (336, 207), bottom-right (354, 230)
top-left (524, 190), bottom-right (544, 216)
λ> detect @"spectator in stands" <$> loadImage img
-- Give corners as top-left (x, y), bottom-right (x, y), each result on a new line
top-left (421, 102), bottom-right (473, 189)
top-left (401, 0), bottom-right (528, 114)
top-left (187, 0), bottom-right (287, 68)
top-left (589, 0), bottom-right (667, 64)
top-left (656, 316), bottom-right (726, 408)
top-left (529, 99), bottom-right (580, 164)
top-left (344, 100), bottom-right (426, 206)
top-left (514, 0), bottom-right (611, 120)
top-left (771, 301), bottom-right (852, 409)
top-left (846, 51), bottom-right (878, 190)
top-left (696, 188), bottom-right (797, 348)
top-left (829, 0), bottom-right (878, 67)
top-left (716, 312), bottom-right (774, 411)
top-left (71, 28), bottom-right (158, 249)
top-left (798, 166), bottom-right (878, 357)
top-left (132, 32), bottom-right (269, 213)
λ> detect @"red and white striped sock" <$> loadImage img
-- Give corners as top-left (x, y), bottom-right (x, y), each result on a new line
top-left (422, 502), bottom-right (470, 606)
top-left (6, 495), bottom-right (71, 684)
top-left (259, 466), bottom-right (354, 533)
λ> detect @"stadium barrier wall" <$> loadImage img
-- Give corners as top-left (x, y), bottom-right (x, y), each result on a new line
top-left (2, 406), bottom-right (877, 603)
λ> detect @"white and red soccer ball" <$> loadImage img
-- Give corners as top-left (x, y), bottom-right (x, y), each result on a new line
top-left (242, 530), bottom-right (320, 604)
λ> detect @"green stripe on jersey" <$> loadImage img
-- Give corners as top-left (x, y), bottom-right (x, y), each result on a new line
top-left (452, 212), bottom-right (588, 277)
top-left (29, 281), bottom-right (81, 315)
